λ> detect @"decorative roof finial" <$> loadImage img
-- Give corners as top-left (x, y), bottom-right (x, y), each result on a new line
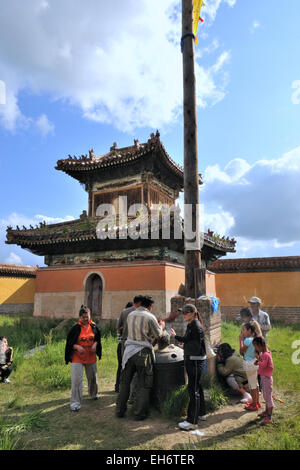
top-left (110, 142), bottom-right (118, 152)
top-left (89, 149), bottom-right (95, 159)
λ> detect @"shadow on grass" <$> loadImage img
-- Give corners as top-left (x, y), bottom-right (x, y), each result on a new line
top-left (174, 416), bottom-right (259, 450)
top-left (1, 387), bottom-right (184, 450)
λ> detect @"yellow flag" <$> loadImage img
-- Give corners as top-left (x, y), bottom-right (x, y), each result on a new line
top-left (193, 0), bottom-right (204, 45)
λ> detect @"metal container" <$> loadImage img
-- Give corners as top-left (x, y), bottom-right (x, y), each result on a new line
top-left (152, 345), bottom-right (186, 410)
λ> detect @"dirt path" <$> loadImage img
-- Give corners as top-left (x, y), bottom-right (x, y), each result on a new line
top-left (86, 387), bottom-right (286, 450)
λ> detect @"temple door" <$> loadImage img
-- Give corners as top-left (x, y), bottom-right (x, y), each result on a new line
top-left (87, 274), bottom-right (103, 319)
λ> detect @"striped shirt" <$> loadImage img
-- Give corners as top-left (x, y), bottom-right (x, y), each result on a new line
top-left (127, 307), bottom-right (162, 343)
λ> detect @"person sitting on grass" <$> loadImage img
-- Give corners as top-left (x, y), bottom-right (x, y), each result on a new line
top-left (253, 336), bottom-right (274, 425)
top-left (216, 343), bottom-right (252, 404)
top-left (239, 323), bottom-right (260, 412)
top-left (0, 336), bottom-right (13, 384)
top-left (65, 305), bottom-right (102, 412)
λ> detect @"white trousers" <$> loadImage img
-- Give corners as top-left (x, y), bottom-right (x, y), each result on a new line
top-left (70, 362), bottom-right (98, 410)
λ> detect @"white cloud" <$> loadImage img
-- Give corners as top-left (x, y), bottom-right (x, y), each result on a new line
top-left (200, 145), bottom-right (300, 250)
top-left (34, 214), bottom-right (75, 224)
top-left (250, 20), bottom-right (261, 34)
top-left (0, 212), bottom-right (75, 265)
top-left (203, 210), bottom-right (235, 236)
top-left (4, 252), bottom-right (23, 265)
top-left (35, 114), bottom-right (55, 136)
top-left (0, 0), bottom-right (235, 133)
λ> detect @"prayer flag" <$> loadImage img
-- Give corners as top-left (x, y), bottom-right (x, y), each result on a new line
top-left (193, 0), bottom-right (204, 44)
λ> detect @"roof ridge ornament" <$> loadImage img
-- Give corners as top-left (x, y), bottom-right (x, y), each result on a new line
top-left (110, 142), bottom-right (118, 152)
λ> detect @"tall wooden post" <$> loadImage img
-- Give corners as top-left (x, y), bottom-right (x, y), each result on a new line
top-left (182, 0), bottom-right (205, 298)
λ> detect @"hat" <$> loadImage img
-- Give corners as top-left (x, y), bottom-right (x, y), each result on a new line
top-left (179, 304), bottom-right (197, 315)
top-left (248, 296), bottom-right (261, 304)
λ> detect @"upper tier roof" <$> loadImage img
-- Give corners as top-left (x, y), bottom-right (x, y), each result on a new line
top-left (55, 131), bottom-right (202, 188)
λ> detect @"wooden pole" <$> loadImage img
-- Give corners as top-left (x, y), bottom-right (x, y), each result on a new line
top-left (182, 0), bottom-right (205, 298)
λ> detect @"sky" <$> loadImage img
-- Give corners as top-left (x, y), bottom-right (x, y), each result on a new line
top-left (0, 0), bottom-right (300, 267)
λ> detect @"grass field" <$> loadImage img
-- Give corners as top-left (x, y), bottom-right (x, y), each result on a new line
top-left (0, 315), bottom-right (299, 450)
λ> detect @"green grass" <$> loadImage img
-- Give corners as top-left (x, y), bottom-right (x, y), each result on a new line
top-left (0, 316), bottom-right (299, 450)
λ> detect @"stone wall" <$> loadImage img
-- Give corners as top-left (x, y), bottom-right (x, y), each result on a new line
top-left (221, 305), bottom-right (300, 324)
top-left (167, 296), bottom-right (221, 346)
top-left (166, 296), bottom-right (221, 379)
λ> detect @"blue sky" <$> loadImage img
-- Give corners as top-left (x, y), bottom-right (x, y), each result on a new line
top-left (0, 0), bottom-right (300, 267)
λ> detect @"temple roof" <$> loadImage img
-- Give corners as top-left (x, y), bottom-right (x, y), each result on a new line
top-left (55, 131), bottom-right (202, 188)
top-left (0, 263), bottom-right (37, 278)
top-left (210, 256), bottom-right (300, 273)
top-left (6, 213), bottom-right (236, 260)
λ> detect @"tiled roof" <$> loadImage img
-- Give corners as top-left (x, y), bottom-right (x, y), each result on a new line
top-left (55, 131), bottom-right (202, 185)
top-left (6, 214), bottom-right (236, 254)
top-left (0, 264), bottom-right (37, 277)
top-left (210, 256), bottom-right (300, 273)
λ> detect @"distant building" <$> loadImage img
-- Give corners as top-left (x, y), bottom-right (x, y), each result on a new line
top-left (0, 264), bottom-right (37, 315)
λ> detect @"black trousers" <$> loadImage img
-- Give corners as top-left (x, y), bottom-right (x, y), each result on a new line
top-left (115, 343), bottom-right (123, 392)
top-left (0, 365), bottom-right (12, 381)
top-left (185, 358), bottom-right (206, 424)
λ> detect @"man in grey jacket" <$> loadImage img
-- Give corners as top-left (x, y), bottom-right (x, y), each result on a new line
top-left (116, 296), bottom-right (166, 421)
top-left (248, 297), bottom-right (271, 338)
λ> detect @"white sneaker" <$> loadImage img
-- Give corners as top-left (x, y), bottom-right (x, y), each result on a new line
top-left (4, 378), bottom-right (10, 383)
top-left (240, 394), bottom-right (252, 404)
top-left (199, 415), bottom-right (207, 421)
top-left (178, 421), bottom-right (197, 431)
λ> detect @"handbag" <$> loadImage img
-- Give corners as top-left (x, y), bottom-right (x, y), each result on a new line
top-left (204, 334), bottom-right (216, 359)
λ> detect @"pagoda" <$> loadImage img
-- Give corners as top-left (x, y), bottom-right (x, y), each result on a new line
top-left (6, 131), bottom-right (236, 320)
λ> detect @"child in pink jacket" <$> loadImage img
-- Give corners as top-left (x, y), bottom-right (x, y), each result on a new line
top-left (253, 336), bottom-right (274, 425)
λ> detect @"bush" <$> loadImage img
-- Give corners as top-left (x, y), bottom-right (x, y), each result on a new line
top-left (161, 385), bottom-right (189, 418)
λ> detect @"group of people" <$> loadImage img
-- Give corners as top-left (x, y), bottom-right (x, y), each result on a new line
top-left (217, 296), bottom-right (274, 425)
top-left (64, 294), bottom-right (274, 429)
top-left (64, 296), bottom-right (208, 430)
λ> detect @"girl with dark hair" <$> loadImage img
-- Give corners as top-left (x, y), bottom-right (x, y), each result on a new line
top-left (239, 322), bottom-right (260, 411)
top-left (170, 304), bottom-right (207, 431)
top-left (253, 337), bottom-right (274, 425)
top-left (65, 305), bottom-right (102, 412)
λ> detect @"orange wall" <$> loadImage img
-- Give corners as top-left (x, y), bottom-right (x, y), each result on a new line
top-left (215, 271), bottom-right (300, 307)
top-left (36, 264), bottom-right (216, 296)
top-left (165, 265), bottom-right (185, 291)
top-left (36, 265), bottom-right (168, 293)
